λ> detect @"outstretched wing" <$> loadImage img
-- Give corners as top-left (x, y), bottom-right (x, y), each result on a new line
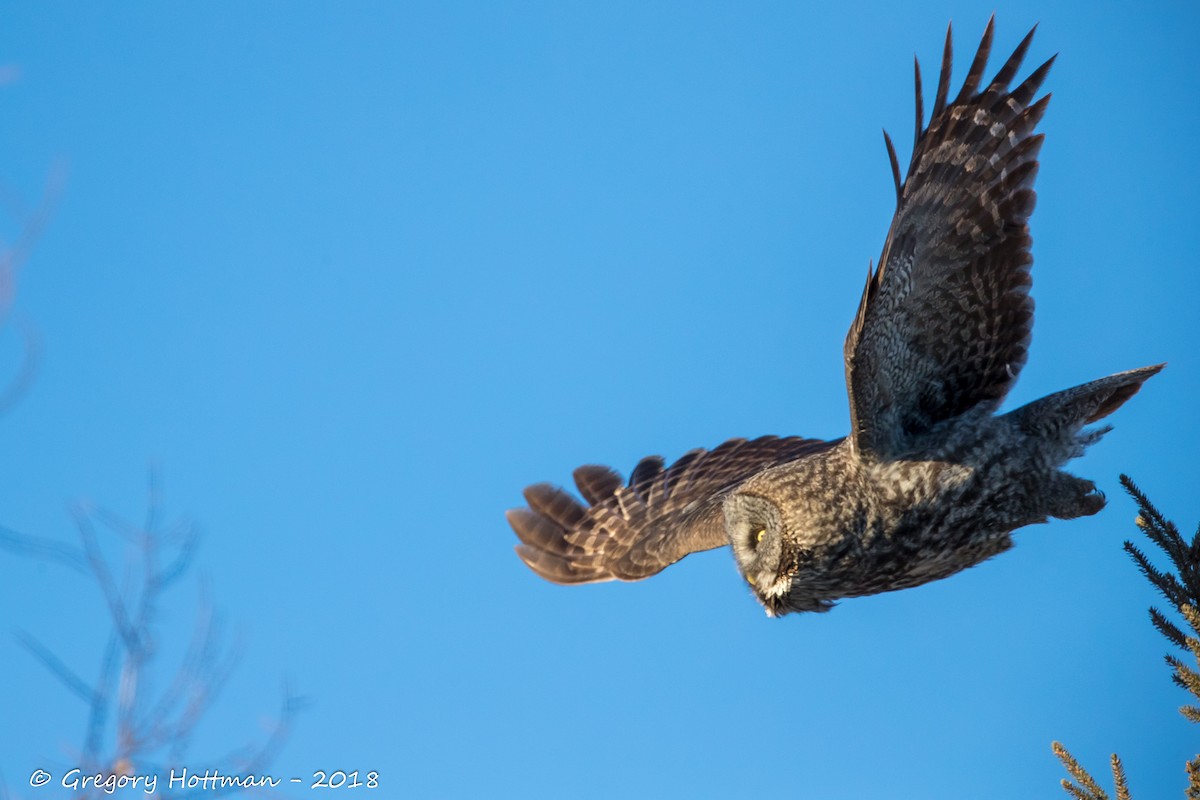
top-left (845, 18), bottom-right (1052, 457)
top-left (510, 435), bottom-right (832, 584)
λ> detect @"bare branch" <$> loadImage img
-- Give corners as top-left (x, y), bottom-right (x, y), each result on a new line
top-left (0, 159), bottom-right (66, 419)
top-left (158, 521), bottom-right (200, 589)
top-left (8, 478), bottom-right (300, 797)
top-left (82, 629), bottom-right (121, 765)
top-left (0, 315), bottom-right (41, 416)
top-left (13, 629), bottom-right (97, 704)
top-left (72, 504), bottom-right (140, 651)
top-left (0, 524), bottom-right (88, 573)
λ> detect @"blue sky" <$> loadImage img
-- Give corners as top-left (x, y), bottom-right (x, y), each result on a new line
top-left (0, 2), bottom-right (1196, 798)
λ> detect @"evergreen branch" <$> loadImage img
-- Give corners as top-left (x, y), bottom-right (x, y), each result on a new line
top-left (1150, 606), bottom-right (1189, 651)
top-left (1123, 541), bottom-right (1188, 611)
top-left (1111, 754), bottom-right (1131, 800)
top-left (1166, 654), bottom-right (1200, 699)
top-left (1122, 474), bottom-right (1188, 563)
top-left (1122, 474), bottom-right (1200, 607)
top-left (1186, 605), bottom-right (1200, 644)
top-left (1061, 781), bottom-right (1095, 800)
top-left (1054, 741), bottom-right (1110, 800)
top-left (1120, 476), bottom-right (1200, 667)
top-left (1055, 477), bottom-right (1200, 798)
top-left (1187, 756), bottom-right (1200, 800)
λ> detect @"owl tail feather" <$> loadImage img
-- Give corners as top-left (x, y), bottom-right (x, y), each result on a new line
top-left (1006, 363), bottom-right (1164, 443)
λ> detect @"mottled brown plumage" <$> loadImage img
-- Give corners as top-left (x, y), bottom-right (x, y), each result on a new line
top-left (511, 436), bottom-right (834, 584)
top-left (508, 19), bottom-right (1162, 616)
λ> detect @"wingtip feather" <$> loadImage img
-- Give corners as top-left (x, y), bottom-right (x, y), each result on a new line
top-left (913, 55), bottom-right (925, 149)
top-left (991, 24), bottom-right (1038, 89)
top-left (931, 22), bottom-right (954, 119)
top-left (956, 16), bottom-right (995, 102)
top-left (882, 129), bottom-right (902, 204)
top-left (514, 544), bottom-right (611, 585)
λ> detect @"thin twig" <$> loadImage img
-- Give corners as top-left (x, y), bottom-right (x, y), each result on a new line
top-left (0, 524), bottom-right (88, 573)
top-left (72, 504), bottom-right (140, 651)
top-left (13, 630), bottom-right (98, 704)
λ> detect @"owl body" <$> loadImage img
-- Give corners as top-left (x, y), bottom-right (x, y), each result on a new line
top-left (509, 20), bottom-right (1163, 617)
top-left (726, 398), bottom-right (1109, 615)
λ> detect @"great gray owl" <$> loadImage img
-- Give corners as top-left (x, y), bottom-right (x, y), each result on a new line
top-left (508, 19), bottom-right (1162, 616)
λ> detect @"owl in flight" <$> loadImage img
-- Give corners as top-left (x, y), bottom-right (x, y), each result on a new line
top-left (508, 19), bottom-right (1162, 616)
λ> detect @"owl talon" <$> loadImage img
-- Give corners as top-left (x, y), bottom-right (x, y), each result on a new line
top-left (1080, 484), bottom-right (1107, 517)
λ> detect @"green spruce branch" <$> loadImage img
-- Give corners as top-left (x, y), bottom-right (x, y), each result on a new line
top-left (1053, 474), bottom-right (1200, 798)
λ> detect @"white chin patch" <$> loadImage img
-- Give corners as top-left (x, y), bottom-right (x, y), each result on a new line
top-left (761, 577), bottom-right (791, 600)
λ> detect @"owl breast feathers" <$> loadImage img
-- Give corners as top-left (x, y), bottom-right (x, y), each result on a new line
top-left (507, 18), bottom-right (1162, 617)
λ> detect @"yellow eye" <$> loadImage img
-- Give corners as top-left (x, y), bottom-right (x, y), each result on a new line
top-left (754, 527), bottom-right (765, 544)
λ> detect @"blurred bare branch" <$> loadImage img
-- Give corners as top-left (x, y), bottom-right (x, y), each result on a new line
top-left (0, 160), bottom-right (66, 417)
top-left (0, 524), bottom-right (87, 573)
top-left (2, 470), bottom-right (301, 799)
top-left (0, 79), bottom-right (297, 798)
top-left (13, 630), bottom-right (98, 705)
top-left (0, 316), bottom-right (41, 416)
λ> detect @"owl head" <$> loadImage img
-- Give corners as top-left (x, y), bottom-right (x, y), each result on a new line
top-left (724, 492), bottom-right (836, 616)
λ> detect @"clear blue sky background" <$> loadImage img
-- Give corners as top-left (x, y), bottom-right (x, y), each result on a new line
top-left (0, 2), bottom-right (1196, 798)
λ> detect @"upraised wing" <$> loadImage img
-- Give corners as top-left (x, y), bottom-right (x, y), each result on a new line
top-left (510, 435), bottom-right (832, 584)
top-left (845, 18), bottom-right (1051, 457)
